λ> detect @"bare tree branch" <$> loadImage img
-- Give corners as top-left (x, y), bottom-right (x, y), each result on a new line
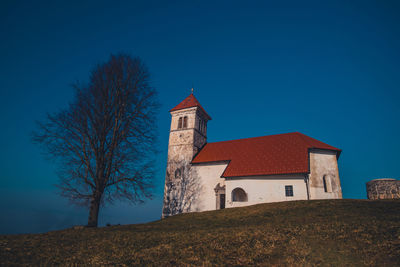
top-left (32, 54), bottom-right (159, 227)
top-left (162, 160), bottom-right (202, 217)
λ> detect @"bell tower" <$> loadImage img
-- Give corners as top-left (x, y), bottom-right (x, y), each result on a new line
top-left (162, 92), bottom-right (211, 218)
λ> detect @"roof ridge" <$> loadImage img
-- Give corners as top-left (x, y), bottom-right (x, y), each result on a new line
top-left (206, 132), bottom-right (299, 145)
top-left (295, 132), bottom-right (341, 151)
top-left (294, 132), bottom-right (314, 147)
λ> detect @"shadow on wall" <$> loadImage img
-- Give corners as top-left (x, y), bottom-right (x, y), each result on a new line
top-left (162, 160), bottom-right (202, 217)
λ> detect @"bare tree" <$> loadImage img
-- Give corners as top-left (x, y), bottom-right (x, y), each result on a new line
top-left (33, 54), bottom-right (159, 227)
top-left (162, 160), bottom-right (202, 217)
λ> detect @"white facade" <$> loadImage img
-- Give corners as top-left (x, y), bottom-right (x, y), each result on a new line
top-left (189, 166), bottom-right (340, 212)
top-left (224, 175), bottom-right (308, 208)
top-left (191, 163), bottom-right (227, 211)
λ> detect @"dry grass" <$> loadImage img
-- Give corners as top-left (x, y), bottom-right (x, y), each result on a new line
top-left (1, 199), bottom-right (399, 266)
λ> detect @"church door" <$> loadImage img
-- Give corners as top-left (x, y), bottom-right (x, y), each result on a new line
top-left (214, 183), bottom-right (226, 210)
top-left (220, 194), bottom-right (225, 209)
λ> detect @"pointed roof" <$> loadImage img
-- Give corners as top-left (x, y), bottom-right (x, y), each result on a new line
top-left (170, 93), bottom-right (211, 120)
top-left (192, 132), bottom-right (341, 177)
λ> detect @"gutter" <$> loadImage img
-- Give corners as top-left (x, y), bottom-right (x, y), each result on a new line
top-left (304, 174), bottom-right (310, 200)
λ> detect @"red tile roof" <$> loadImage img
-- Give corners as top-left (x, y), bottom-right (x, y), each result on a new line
top-left (192, 132), bottom-right (341, 177)
top-left (170, 93), bottom-right (211, 120)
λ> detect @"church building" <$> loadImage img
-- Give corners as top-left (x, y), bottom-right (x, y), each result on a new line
top-left (162, 93), bottom-right (342, 218)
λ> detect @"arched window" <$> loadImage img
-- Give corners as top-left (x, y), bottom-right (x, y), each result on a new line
top-left (232, 188), bottom-right (248, 202)
top-left (183, 116), bottom-right (188, 128)
top-left (178, 117), bottom-right (183, 129)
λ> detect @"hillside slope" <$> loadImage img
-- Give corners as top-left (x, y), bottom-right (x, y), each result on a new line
top-left (1, 199), bottom-right (399, 266)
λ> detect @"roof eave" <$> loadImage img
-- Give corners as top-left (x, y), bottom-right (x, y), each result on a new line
top-left (222, 171), bottom-right (309, 179)
top-left (169, 106), bottom-right (212, 120)
top-left (308, 147), bottom-right (342, 159)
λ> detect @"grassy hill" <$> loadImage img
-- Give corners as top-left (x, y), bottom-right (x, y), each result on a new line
top-left (1, 199), bottom-right (399, 266)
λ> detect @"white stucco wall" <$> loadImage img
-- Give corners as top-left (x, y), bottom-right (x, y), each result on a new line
top-left (225, 175), bottom-right (308, 208)
top-left (191, 163), bottom-right (228, 212)
top-left (192, 164), bottom-right (309, 212)
top-left (309, 150), bottom-right (342, 199)
top-left (186, 149), bottom-right (342, 214)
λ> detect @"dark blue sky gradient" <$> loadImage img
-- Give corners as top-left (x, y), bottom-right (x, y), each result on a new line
top-left (1, 0), bottom-right (399, 234)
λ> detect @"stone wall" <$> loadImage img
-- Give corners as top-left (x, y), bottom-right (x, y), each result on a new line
top-left (366, 179), bottom-right (400, 200)
top-left (162, 107), bottom-right (209, 218)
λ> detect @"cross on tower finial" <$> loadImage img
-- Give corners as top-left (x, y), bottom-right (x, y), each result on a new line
top-left (191, 87), bottom-right (194, 94)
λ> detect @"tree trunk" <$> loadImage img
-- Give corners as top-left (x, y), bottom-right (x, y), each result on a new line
top-left (87, 192), bottom-right (102, 227)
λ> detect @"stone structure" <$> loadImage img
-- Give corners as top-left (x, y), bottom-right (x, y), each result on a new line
top-left (162, 93), bottom-right (343, 218)
top-left (162, 93), bottom-right (211, 218)
top-left (366, 178), bottom-right (400, 200)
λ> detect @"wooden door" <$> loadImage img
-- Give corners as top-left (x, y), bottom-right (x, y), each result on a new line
top-left (220, 194), bottom-right (225, 209)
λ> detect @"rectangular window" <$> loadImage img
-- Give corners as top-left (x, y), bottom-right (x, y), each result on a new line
top-left (285, 185), bottom-right (293, 197)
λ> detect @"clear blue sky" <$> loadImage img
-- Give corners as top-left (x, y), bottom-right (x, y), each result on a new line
top-left (1, 0), bottom-right (399, 234)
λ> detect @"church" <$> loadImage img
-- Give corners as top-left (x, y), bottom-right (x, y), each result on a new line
top-left (162, 93), bottom-right (343, 218)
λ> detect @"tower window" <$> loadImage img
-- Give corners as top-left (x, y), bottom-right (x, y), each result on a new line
top-left (178, 117), bottom-right (183, 129)
top-left (183, 116), bottom-right (188, 128)
top-left (232, 188), bottom-right (248, 202)
top-left (199, 119), bottom-right (206, 133)
top-left (285, 185), bottom-right (293, 197)
top-left (175, 168), bottom-right (181, 179)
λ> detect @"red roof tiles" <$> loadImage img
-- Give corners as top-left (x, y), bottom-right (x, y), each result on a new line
top-left (192, 132), bottom-right (341, 177)
top-left (170, 93), bottom-right (211, 119)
